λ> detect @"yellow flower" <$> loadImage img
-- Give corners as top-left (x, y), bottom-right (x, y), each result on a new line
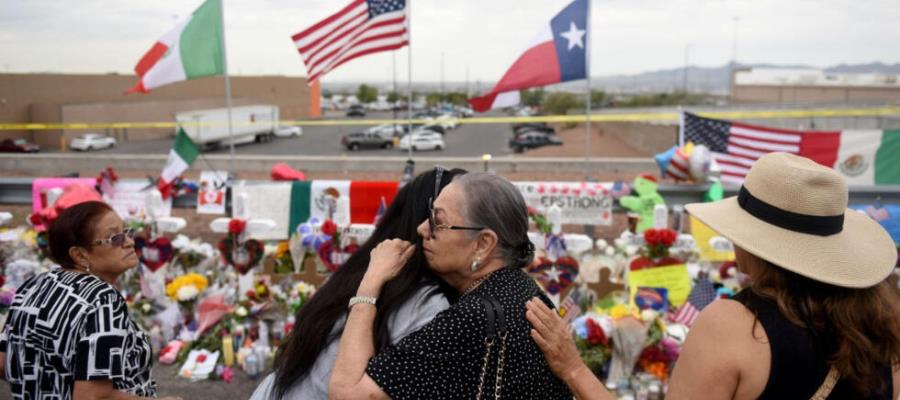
top-left (165, 273), bottom-right (208, 300)
top-left (275, 241), bottom-right (290, 258)
top-left (608, 304), bottom-right (639, 320)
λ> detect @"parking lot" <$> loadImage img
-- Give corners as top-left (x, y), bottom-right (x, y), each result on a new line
top-left (83, 111), bottom-right (517, 158)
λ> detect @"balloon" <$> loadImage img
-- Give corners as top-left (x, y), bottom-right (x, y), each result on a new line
top-left (704, 180), bottom-right (724, 202)
top-left (688, 144), bottom-right (713, 182)
top-left (654, 146), bottom-right (677, 177)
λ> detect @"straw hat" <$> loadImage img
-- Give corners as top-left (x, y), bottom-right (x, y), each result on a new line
top-left (686, 152), bottom-right (895, 288)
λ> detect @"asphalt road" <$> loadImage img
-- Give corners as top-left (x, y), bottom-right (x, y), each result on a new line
top-left (94, 111), bottom-right (518, 158)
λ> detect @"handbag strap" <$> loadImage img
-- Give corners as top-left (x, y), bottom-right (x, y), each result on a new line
top-left (809, 367), bottom-right (840, 400)
top-left (475, 293), bottom-right (508, 400)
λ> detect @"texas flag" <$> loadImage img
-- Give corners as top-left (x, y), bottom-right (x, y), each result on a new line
top-left (468, 0), bottom-right (588, 112)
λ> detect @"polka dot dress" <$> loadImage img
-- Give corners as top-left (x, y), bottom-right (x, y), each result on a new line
top-left (366, 267), bottom-right (571, 399)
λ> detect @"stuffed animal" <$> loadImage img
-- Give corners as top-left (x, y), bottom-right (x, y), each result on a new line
top-left (619, 174), bottom-right (665, 233)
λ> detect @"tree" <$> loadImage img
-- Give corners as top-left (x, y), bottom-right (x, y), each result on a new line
top-left (425, 93), bottom-right (442, 107)
top-left (590, 90), bottom-right (606, 108)
top-left (322, 90), bottom-right (334, 99)
top-left (521, 88), bottom-right (546, 107)
top-left (356, 84), bottom-right (378, 104)
top-left (542, 92), bottom-right (582, 115)
top-left (445, 91), bottom-right (468, 106)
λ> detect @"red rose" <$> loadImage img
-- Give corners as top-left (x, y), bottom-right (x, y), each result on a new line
top-left (196, 354), bottom-right (207, 363)
top-left (659, 229), bottom-right (677, 246)
top-left (321, 219), bottom-right (337, 236)
top-left (585, 318), bottom-right (608, 346)
top-left (644, 228), bottom-right (660, 245)
top-left (228, 219), bottom-right (246, 235)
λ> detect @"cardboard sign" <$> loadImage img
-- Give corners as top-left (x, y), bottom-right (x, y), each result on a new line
top-left (515, 181), bottom-right (614, 226)
top-left (197, 171), bottom-right (228, 215)
top-left (628, 264), bottom-right (691, 308)
top-left (690, 216), bottom-right (735, 262)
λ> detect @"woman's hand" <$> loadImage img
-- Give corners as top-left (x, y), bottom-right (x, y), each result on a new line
top-left (361, 239), bottom-right (416, 291)
top-left (527, 298), bottom-right (613, 400)
top-left (526, 297), bottom-right (584, 379)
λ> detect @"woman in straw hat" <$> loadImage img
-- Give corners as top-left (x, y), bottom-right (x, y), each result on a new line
top-left (525, 152), bottom-right (900, 399)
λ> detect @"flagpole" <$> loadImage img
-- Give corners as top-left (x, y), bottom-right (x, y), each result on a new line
top-left (406, 0), bottom-right (413, 160)
top-left (583, 0), bottom-right (592, 180)
top-left (219, 0), bottom-right (236, 178)
top-left (678, 107), bottom-right (685, 147)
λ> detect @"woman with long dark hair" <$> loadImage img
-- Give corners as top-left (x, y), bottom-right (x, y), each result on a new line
top-left (250, 167), bottom-right (467, 399)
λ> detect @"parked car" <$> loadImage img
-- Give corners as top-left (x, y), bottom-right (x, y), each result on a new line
top-left (512, 122), bottom-right (555, 136)
top-left (274, 126), bottom-right (303, 137)
top-left (399, 131), bottom-right (444, 151)
top-left (509, 131), bottom-right (562, 153)
top-left (410, 123), bottom-right (445, 135)
top-left (0, 138), bottom-right (40, 153)
top-left (341, 131), bottom-right (393, 150)
top-left (346, 105), bottom-right (366, 117)
top-left (70, 133), bottom-right (116, 151)
top-left (367, 124), bottom-right (408, 138)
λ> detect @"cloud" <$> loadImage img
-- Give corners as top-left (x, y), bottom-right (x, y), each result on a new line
top-left (0, 0), bottom-right (897, 80)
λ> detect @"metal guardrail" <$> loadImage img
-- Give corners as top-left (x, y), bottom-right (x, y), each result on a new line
top-left (3, 177), bottom-right (899, 209)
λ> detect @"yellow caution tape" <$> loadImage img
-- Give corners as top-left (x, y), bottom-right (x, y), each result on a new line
top-left (1, 107), bottom-right (897, 131)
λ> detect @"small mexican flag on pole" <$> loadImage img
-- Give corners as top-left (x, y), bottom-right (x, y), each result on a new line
top-left (159, 128), bottom-right (200, 198)
top-left (127, 0), bottom-right (224, 94)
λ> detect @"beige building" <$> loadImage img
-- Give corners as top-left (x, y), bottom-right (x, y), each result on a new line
top-left (730, 68), bottom-right (900, 105)
top-left (0, 73), bottom-right (317, 148)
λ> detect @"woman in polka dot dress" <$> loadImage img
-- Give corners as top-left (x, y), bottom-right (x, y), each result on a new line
top-left (329, 172), bottom-right (571, 399)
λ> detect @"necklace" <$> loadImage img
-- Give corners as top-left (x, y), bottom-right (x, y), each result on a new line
top-left (461, 271), bottom-right (495, 297)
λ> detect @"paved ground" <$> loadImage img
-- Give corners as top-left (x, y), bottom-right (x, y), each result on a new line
top-left (65, 111), bottom-right (517, 158)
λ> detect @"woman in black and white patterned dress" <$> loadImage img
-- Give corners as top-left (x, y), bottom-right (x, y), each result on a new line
top-left (329, 173), bottom-right (571, 399)
top-left (0, 201), bottom-right (179, 400)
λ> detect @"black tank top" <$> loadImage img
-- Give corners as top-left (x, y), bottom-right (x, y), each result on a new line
top-left (733, 289), bottom-right (893, 400)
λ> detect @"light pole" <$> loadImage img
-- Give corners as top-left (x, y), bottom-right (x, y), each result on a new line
top-left (683, 44), bottom-right (691, 93)
top-left (730, 16), bottom-right (740, 96)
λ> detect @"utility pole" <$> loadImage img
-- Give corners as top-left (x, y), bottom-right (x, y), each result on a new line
top-left (683, 44), bottom-right (691, 93)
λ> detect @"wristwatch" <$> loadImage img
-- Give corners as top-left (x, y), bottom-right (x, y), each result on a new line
top-left (348, 296), bottom-right (377, 309)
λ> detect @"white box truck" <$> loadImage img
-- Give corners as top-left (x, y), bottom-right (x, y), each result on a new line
top-left (175, 105), bottom-right (279, 148)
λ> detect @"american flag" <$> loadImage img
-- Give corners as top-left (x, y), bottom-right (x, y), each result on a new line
top-left (682, 112), bottom-right (803, 185)
top-left (672, 279), bottom-right (717, 327)
top-left (292, 0), bottom-right (408, 85)
top-left (559, 289), bottom-right (582, 324)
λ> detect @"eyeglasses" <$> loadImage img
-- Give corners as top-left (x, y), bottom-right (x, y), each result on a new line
top-left (92, 228), bottom-right (136, 247)
top-left (428, 199), bottom-right (484, 237)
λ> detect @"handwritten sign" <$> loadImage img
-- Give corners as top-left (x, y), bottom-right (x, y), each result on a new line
top-left (628, 264), bottom-right (691, 308)
top-left (514, 181), bottom-right (613, 225)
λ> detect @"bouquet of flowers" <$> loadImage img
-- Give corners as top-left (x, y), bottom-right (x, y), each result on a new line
top-left (630, 228), bottom-right (682, 270)
top-left (287, 281), bottom-right (316, 316)
top-left (166, 273), bottom-right (209, 326)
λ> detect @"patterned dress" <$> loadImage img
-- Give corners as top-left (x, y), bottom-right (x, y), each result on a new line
top-left (366, 267), bottom-right (571, 399)
top-left (0, 269), bottom-right (156, 399)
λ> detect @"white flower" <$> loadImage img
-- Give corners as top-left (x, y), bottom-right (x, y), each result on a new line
top-left (595, 239), bottom-right (608, 251)
top-left (604, 247), bottom-right (615, 256)
top-left (624, 245), bottom-right (639, 257)
top-left (236, 306), bottom-right (248, 317)
top-left (295, 282), bottom-right (316, 296)
top-left (141, 303), bottom-right (152, 313)
top-left (176, 285), bottom-right (199, 301)
top-left (613, 238), bottom-right (626, 249)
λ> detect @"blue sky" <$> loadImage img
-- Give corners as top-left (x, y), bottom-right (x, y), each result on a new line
top-left (1, 0), bottom-right (898, 82)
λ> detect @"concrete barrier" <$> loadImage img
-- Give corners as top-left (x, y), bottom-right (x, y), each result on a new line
top-left (0, 153), bottom-right (657, 175)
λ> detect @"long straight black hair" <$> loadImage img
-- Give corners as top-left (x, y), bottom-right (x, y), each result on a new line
top-left (271, 167), bottom-right (467, 398)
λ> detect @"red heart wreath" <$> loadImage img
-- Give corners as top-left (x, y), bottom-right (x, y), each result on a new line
top-left (317, 240), bottom-right (359, 272)
top-left (218, 236), bottom-right (264, 275)
top-left (526, 255), bottom-right (579, 295)
top-left (134, 236), bottom-right (174, 272)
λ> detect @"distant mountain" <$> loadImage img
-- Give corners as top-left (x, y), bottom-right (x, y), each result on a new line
top-left (323, 62), bottom-right (900, 95)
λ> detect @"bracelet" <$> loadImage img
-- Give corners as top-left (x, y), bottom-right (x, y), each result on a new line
top-left (348, 296), bottom-right (377, 309)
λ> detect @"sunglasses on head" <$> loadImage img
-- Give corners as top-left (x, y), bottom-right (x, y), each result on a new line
top-left (92, 227), bottom-right (136, 247)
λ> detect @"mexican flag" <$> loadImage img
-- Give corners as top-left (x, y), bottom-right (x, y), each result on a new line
top-left (288, 181), bottom-right (399, 235)
top-left (801, 129), bottom-right (900, 185)
top-left (160, 128), bottom-right (199, 185)
top-left (127, 0), bottom-right (224, 94)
